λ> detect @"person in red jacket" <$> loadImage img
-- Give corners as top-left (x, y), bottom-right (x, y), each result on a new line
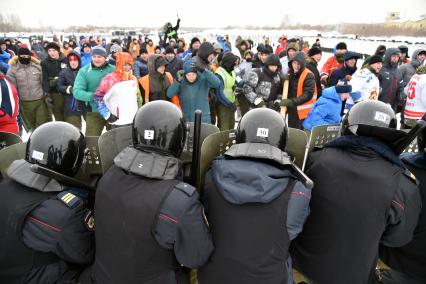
top-left (275, 35), bottom-right (288, 55)
top-left (0, 73), bottom-right (19, 134)
top-left (320, 42), bottom-right (347, 86)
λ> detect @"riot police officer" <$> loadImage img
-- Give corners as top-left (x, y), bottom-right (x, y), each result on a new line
top-left (0, 121), bottom-right (94, 284)
top-left (198, 108), bottom-right (312, 284)
top-left (291, 100), bottom-right (422, 284)
top-left (83, 101), bottom-right (213, 284)
top-left (379, 127), bottom-right (426, 284)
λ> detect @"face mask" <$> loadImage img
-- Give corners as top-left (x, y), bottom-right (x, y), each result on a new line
top-left (336, 54), bottom-right (345, 63)
top-left (18, 56), bottom-right (31, 65)
top-left (245, 57), bottom-right (252, 62)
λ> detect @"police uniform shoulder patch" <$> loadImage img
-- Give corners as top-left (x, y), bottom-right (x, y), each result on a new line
top-left (57, 191), bottom-right (81, 209)
top-left (174, 182), bottom-right (196, 197)
top-left (403, 169), bottom-right (418, 185)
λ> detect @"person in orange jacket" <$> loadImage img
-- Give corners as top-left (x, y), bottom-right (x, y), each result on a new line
top-left (279, 52), bottom-right (317, 129)
top-left (320, 42), bottom-right (347, 86)
top-left (146, 39), bottom-right (155, 55)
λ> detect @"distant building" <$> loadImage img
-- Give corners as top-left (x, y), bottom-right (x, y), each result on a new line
top-left (385, 13), bottom-right (426, 29)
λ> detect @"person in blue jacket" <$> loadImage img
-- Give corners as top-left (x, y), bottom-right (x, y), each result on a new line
top-left (328, 51), bottom-right (359, 87)
top-left (303, 83), bottom-right (352, 131)
top-left (0, 48), bottom-right (11, 74)
top-left (167, 58), bottom-right (221, 123)
top-left (80, 43), bottom-right (92, 67)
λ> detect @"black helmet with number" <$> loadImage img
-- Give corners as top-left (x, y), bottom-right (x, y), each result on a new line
top-left (26, 122), bottom-right (86, 177)
top-left (236, 108), bottom-right (288, 151)
top-left (132, 101), bottom-right (186, 157)
top-left (341, 100), bottom-right (406, 146)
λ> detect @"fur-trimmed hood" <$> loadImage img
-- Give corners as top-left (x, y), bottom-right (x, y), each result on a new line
top-left (8, 56), bottom-right (40, 66)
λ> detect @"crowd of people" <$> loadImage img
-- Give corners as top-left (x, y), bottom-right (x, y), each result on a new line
top-left (0, 31), bottom-right (426, 284)
top-left (1, 33), bottom-right (425, 136)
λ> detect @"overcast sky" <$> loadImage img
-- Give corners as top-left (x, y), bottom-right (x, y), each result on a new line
top-left (2, 0), bottom-right (425, 28)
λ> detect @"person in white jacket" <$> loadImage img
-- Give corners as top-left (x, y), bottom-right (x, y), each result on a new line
top-left (345, 55), bottom-right (383, 110)
top-left (94, 52), bottom-right (142, 128)
top-left (404, 65), bottom-right (426, 128)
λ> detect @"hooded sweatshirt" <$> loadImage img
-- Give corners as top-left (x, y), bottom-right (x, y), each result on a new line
top-left (139, 54), bottom-right (173, 103)
top-left (167, 59), bottom-right (221, 123)
top-left (280, 42), bottom-right (299, 76)
top-left (288, 52), bottom-right (315, 105)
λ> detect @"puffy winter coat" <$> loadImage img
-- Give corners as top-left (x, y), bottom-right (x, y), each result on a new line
top-left (303, 86), bottom-right (342, 131)
top-left (6, 56), bottom-right (44, 101)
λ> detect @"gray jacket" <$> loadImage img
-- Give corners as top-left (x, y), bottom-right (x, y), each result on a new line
top-left (6, 56), bottom-right (45, 101)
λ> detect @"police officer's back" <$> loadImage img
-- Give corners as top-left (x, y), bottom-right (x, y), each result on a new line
top-left (291, 100), bottom-right (422, 284)
top-left (85, 101), bottom-right (213, 284)
top-left (379, 127), bottom-right (426, 284)
top-left (0, 122), bottom-right (94, 284)
top-left (198, 108), bottom-right (312, 284)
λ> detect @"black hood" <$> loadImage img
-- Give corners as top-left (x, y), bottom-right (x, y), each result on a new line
top-left (220, 52), bottom-right (238, 73)
top-left (263, 54), bottom-right (282, 76)
top-left (265, 54), bottom-right (281, 67)
top-left (288, 52), bottom-right (306, 74)
top-left (197, 42), bottom-right (215, 64)
top-left (66, 51), bottom-right (81, 70)
top-left (148, 54), bottom-right (168, 74)
top-left (374, 45), bottom-right (386, 57)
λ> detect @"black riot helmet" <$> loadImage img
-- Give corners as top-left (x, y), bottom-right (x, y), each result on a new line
top-left (26, 122), bottom-right (86, 177)
top-left (132, 101), bottom-right (186, 157)
top-left (341, 100), bottom-right (406, 146)
top-left (236, 108), bottom-right (288, 151)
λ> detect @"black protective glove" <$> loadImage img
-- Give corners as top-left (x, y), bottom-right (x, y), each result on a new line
top-left (106, 113), bottom-right (118, 124)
